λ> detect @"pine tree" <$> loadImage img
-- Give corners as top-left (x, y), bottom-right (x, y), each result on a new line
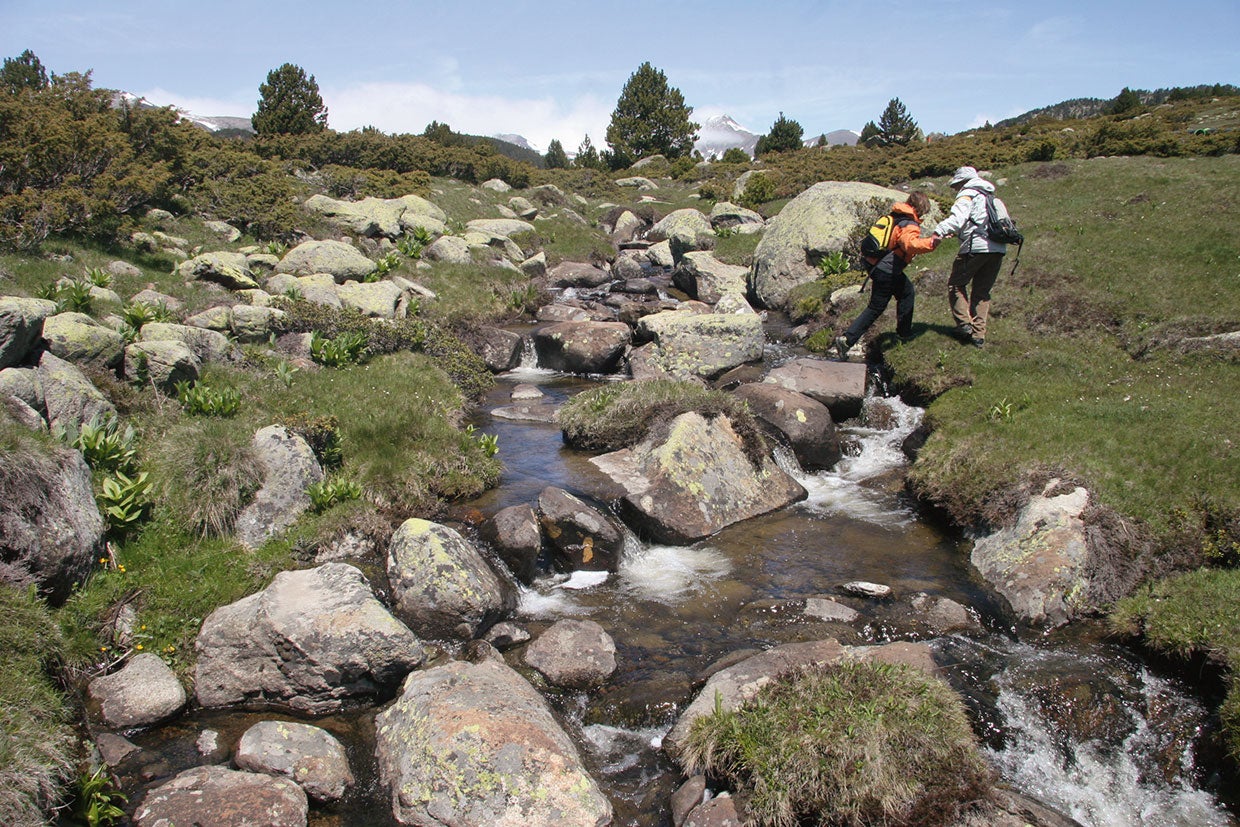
top-left (544, 139), bottom-right (569, 169)
top-left (574, 135), bottom-right (602, 169)
top-left (252, 63), bottom-right (328, 135)
top-left (859, 120), bottom-right (881, 147)
top-left (876, 98), bottom-right (920, 146)
top-left (1, 50), bottom-right (49, 94)
top-left (605, 62), bottom-right (699, 169)
top-left (754, 112), bottom-right (804, 156)
top-left (1110, 87), bottom-right (1142, 115)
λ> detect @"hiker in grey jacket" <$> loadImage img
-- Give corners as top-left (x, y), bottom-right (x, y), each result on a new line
top-left (932, 166), bottom-right (1007, 347)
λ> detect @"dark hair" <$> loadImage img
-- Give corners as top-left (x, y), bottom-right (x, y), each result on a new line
top-left (906, 191), bottom-right (931, 218)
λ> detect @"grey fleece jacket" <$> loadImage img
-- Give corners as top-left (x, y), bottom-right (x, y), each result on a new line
top-left (933, 176), bottom-right (1007, 255)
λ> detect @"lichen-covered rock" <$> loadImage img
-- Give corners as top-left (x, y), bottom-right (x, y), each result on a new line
top-left (235, 426), bottom-right (323, 550)
top-left (422, 235), bottom-right (472, 264)
top-left (475, 327), bottom-right (522, 373)
top-left (235, 720), bottom-right (354, 803)
top-left (466, 218), bottom-right (535, 238)
top-left (124, 339), bottom-right (199, 393)
top-left (375, 658), bottom-right (612, 827)
top-left (649, 209), bottom-right (715, 263)
top-left (537, 486), bottom-right (628, 572)
top-left (140, 321), bottom-right (239, 364)
top-left (275, 240), bottom-right (376, 283)
top-left (178, 251), bottom-right (260, 290)
top-left (762, 357), bottom-right (868, 422)
top-left (205, 220), bottom-right (241, 242)
top-left (41, 312), bottom-right (125, 371)
top-left (337, 279), bottom-right (406, 319)
top-left (304, 194), bottom-right (446, 239)
top-left (751, 181), bottom-right (912, 309)
top-left (479, 504), bottom-right (542, 584)
top-left (734, 383), bottom-right (841, 471)
top-left (590, 411), bottom-right (806, 545)
top-left (230, 304), bottom-right (286, 342)
top-left (88, 652), bottom-right (186, 728)
top-left (0, 297), bottom-right (58, 369)
top-left (547, 261), bottom-right (611, 288)
top-left (634, 309), bottom-right (764, 380)
top-left (387, 518), bottom-right (517, 641)
top-left (533, 321), bottom-right (631, 374)
top-left (0, 366), bottom-right (44, 416)
top-left (524, 618), bottom-right (616, 689)
top-left (971, 481), bottom-right (1093, 628)
top-left (0, 441), bottom-right (102, 603)
top-left (133, 765), bottom-right (308, 827)
top-left (709, 201), bottom-right (765, 233)
top-left (195, 563), bottom-right (425, 713)
top-left (38, 351), bottom-right (117, 431)
top-left (673, 252), bottom-right (749, 304)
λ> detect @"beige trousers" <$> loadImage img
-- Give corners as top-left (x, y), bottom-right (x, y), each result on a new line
top-left (947, 253), bottom-right (1004, 338)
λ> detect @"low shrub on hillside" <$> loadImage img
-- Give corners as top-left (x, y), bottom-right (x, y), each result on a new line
top-left (682, 661), bottom-right (992, 826)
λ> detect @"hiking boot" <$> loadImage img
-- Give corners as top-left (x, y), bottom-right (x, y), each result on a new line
top-left (832, 336), bottom-right (850, 360)
top-left (971, 338), bottom-right (985, 348)
top-left (955, 324), bottom-right (974, 342)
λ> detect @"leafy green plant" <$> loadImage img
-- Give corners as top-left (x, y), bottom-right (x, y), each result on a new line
top-left (264, 240), bottom-right (288, 257)
top-left (307, 476), bottom-right (364, 513)
top-left (465, 424), bottom-right (499, 458)
top-left (739, 172), bottom-right (776, 208)
top-left (274, 360), bottom-right (298, 388)
top-left (987, 398), bottom-right (1015, 423)
top-left (118, 300), bottom-right (175, 341)
top-left (99, 470), bottom-right (152, 537)
top-left (714, 225), bottom-right (737, 239)
top-left (368, 251), bottom-right (401, 281)
top-left (174, 380), bottom-right (242, 417)
top-left (72, 767), bottom-right (127, 827)
top-left (281, 414), bottom-right (344, 469)
top-left (84, 267), bottom-right (112, 288)
top-left (817, 250), bottom-right (850, 277)
top-left (57, 414), bottom-right (138, 473)
top-left (309, 329), bottom-right (368, 367)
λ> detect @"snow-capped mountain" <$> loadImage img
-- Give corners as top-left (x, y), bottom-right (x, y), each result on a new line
top-left (112, 92), bottom-right (254, 133)
top-left (695, 114), bottom-right (759, 159)
top-left (493, 133), bottom-right (540, 154)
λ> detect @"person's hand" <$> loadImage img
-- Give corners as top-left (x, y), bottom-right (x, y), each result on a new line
top-left (930, 234), bottom-right (942, 249)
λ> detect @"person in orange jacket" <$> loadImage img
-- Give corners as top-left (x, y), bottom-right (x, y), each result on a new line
top-left (833, 191), bottom-right (940, 359)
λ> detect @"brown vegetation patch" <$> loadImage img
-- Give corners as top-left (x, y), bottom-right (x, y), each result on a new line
top-left (1029, 162), bottom-right (1072, 180)
top-left (1026, 290), bottom-right (1124, 337)
top-left (1006, 265), bottom-right (1079, 292)
top-left (1126, 316), bottom-right (1240, 360)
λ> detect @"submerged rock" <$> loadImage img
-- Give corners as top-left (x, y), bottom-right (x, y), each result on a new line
top-left (524, 618), bottom-right (617, 689)
top-left (133, 765), bottom-right (308, 827)
top-left (375, 658), bottom-right (613, 826)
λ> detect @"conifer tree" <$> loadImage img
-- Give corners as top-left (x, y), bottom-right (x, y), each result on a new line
top-left (1110, 87), bottom-right (1142, 115)
top-left (754, 112), bottom-right (804, 156)
top-left (605, 62), bottom-right (699, 169)
top-left (252, 63), bottom-right (328, 135)
top-left (575, 135), bottom-right (602, 169)
top-left (876, 97), bottom-right (920, 145)
top-left (1, 50), bottom-right (49, 94)
top-left (544, 139), bottom-right (569, 169)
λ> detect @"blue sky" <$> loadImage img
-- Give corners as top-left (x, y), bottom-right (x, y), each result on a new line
top-left (3, 0), bottom-right (1237, 151)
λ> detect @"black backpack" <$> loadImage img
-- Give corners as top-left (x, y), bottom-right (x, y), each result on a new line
top-left (978, 190), bottom-right (1023, 246)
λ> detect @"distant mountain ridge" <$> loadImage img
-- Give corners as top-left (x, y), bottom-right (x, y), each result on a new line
top-left (996, 83), bottom-right (1240, 128)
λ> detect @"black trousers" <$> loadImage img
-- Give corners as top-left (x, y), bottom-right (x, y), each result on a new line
top-left (843, 268), bottom-right (915, 345)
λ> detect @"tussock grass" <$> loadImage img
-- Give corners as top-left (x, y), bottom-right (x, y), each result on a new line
top-left (0, 586), bottom-right (75, 827)
top-left (558, 379), bottom-right (766, 460)
top-left (683, 661), bottom-right (991, 827)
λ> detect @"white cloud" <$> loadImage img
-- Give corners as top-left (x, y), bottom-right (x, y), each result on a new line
top-left (322, 81), bottom-right (612, 153)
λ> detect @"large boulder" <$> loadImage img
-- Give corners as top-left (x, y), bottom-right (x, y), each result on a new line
top-left (0, 297), bottom-right (58, 369)
top-left (88, 652), bottom-right (186, 728)
top-left (533, 321), bottom-right (631, 374)
top-left (0, 441), bottom-right (103, 603)
top-left (474, 327), bottom-right (522, 373)
top-left (123, 339), bottom-right (199, 393)
top-left (422, 235), bottom-right (472, 264)
top-left (40, 312), bottom-right (125, 371)
top-left (235, 720), bottom-right (354, 803)
top-left (375, 658), bottom-right (613, 827)
top-left (133, 766), bottom-right (308, 827)
top-left (673, 252), bottom-right (749, 304)
top-left (751, 181), bottom-right (910, 309)
top-left (971, 481), bottom-right (1093, 628)
top-left (38, 352), bottom-right (116, 431)
top-left (0, 366), bottom-right (44, 415)
top-left (537, 487), bottom-right (628, 572)
top-left (548, 261), bottom-right (612, 288)
top-left (140, 321), bottom-right (240, 364)
top-left (195, 563), bottom-right (425, 713)
top-left (709, 201), bottom-right (765, 234)
top-left (303, 193), bottom-right (446, 239)
top-left (734, 383), bottom-right (841, 471)
top-left (387, 518), bottom-right (517, 641)
top-left (762, 357), bottom-right (868, 421)
top-left (275, 240), bottom-right (376, 283)
top-left (337, 279), bottom-right (406, 319)
top-left (635, 308), bottom-right (764, 380)
top-left (235, 426), bottom-right (324, 550)
top-left (178, 251), bottom-right (260, 291)
top-left (663, 638), bottom-right (936, 764)
top-left (589, 411), bottom-right (806, 545)
top-left (230, 304), bottom-right (286, 343)
top-left (466, 218), bottom-right (535, 238)
top-left (648, 209), bottom-right (715, 263)
top-left (479, 504), bottom-right (542, 584)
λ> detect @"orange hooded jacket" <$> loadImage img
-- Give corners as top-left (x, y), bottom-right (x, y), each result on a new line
top-left (867, 201), bottom-right (937, 269)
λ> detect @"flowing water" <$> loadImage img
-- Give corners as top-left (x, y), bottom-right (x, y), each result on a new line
top-left (121, 333), bottom-right (1238, 827)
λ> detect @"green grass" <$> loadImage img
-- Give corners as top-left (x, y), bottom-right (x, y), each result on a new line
top-left (0, 586), bottom-right (76, 827)
top-left (682, 661), bottom-right (991, 827)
